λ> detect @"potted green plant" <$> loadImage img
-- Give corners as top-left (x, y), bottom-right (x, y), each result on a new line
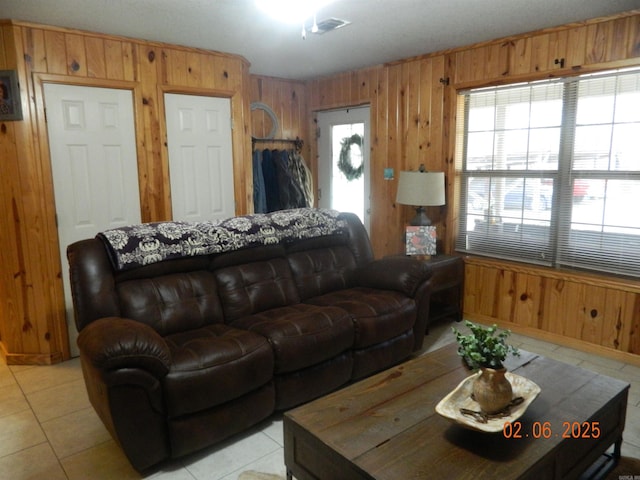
top-left (452, 320), bottom-right (520, 414)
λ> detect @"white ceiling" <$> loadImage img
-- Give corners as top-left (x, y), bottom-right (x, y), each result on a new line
top-left (2, 0), bottom-right (640, 79)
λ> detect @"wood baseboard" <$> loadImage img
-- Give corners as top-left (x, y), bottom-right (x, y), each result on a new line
top-left (0, 341), bottom-right (64, 365)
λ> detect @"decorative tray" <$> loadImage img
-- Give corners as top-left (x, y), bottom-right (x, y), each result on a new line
top-left (435, 371), bottom-right (541, 433)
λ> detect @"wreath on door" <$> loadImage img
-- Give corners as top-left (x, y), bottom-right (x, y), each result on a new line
top-left (337, 133), bottom-right (364, 181)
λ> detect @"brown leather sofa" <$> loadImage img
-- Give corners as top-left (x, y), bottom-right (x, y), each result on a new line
top-left (67, 209), bottom-right (432, 471)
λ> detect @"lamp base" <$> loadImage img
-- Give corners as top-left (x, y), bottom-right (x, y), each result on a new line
top-left (409, 207), bottom-right (432, 226)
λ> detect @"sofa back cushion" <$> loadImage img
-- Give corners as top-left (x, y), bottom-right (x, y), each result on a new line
top-left (287, 245), bottom-right (357, 300)
top-left (214, 258), bottom-right (300, 321)
top-left (117, 271), bottom-right (223, 336)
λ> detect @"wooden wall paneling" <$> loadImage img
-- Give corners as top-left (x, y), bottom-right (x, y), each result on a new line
top-left (443, 54), bottom-right (460, 254)
top-left (122, 41), bottom-right (136, 81)
top-left (566, 26), bottom-right (588, 69)
top-left (425, 57), bottom-right (442, 166)
top-left (329, 74), bottom-right (343, 106)
top-left (85, 36), bottom-right (106, 78)
top-left (3, 25), bottom-right (69, 363)
top-left (453, 49), bottom-right (472, 84)
top-left (450, 15), bottom-right (640, 87)
top-left (629, 296), bottom-right (640, 355)
top-left (541, 278), bottom-right (568, 336)
top-left (462, 263), bottom-right (482, 317)
top-left (512, 272), bottom-right (542, 329)
top-left (278, 80), bottom-right (293, 139)
top-left (104, 39), bottom-right (125, 80)
top-left (386, 63), bottom-right (405, 254)
top-left (336, 73), bottom-right (351, 105)
top-left (479, 265), bottom-right (501, 319)
top-left (43, 30), bottom-right (67, 74)
top-left (464, 256), bottom-right (640, 363)
top-left (251, 79), bottom-right (269, 139)
top-left (186, 51), bottom-right (203, 87)
top-left (404, 60), bottom-right (420, 173)
top-left (417, 59), bottom-right (432, 166)
top-left (370, 67), bottom-right (397, 256)
top-left (350, 70), bottom-right (362, 104)
top-left (601, 289), bottom-right (633, 352)
top-left (511, 37), bottom-right (532, 76)
top-left (494, 268), bottom-right (517, 324)
top-left (429, 56), bottom-right (447, 239)
top-left (232, 64), bottom-right (252, 216)
top-left (0, 25), bottom-right (25, 361)
top-left (609, 17), bottom-right (631, 62)
top-left (0, 25), bottom-right (7, 66)
top-left (162, 48), bottom-right (187, 85)
top-left (201, 52), bottom-right (217, 90)
top-left (5, 24), bottom-right (36, 360)
top-left (313, 76), bottom-right (328, 107)
top-left (463, 46), bottom-right (480, 83)
top-left (483, 43), bottom-right (502, 80)
top-left (209, 54), bottom-right (225, 89)
top-left (64, 33), bottom-right (87, 76)
top-left (320, 74), bottom-right (336, 107)
top-left (581, 285), bottom-right (607, 345)
top-left (586, 20), bottom-right (614, 65)
top-left (20, 29), bottom-right (71, 364)
top-left (138, 44), bottom-right (169, 222)
top-left (0, 25), bottom-right (10, 354)
top-left (627, 15), bottom-right (640, 58)
top-left (531, 33), bottom-right (551, 73)
top-left (551, 278), bottom-right (584, 339)
top-left (547, 30), bottom-right (568, 72)
top-left (358, 67), bottom-right (376, 102)
top-left (23, 28), bottom-right (47, 72)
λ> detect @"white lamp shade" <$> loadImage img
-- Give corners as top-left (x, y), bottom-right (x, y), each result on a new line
top-left (396, 171), bottom-right (445, 206)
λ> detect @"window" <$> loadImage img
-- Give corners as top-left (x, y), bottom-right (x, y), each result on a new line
top-left (456, 68), bottom-right (640, 278)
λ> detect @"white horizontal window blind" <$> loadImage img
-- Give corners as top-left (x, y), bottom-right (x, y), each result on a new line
top-left (456, 68), bottom-right (640, 278)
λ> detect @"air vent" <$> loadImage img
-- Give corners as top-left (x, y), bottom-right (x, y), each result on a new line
top-left (313, 17), bottom-right (351, 34)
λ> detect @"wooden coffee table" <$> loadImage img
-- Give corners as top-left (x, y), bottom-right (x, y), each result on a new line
top-left (284, 343), bottom-right (629, 480)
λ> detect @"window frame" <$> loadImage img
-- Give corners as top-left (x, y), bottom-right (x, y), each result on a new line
top-left (456, 68), bottom-right (640, 278)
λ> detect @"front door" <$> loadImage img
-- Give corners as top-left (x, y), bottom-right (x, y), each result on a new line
top-left (317, 107), bottom-right (371, 232)
top-left (164, 93), bottom-right (235, 222)
top-left (45, 83), bottom-right (141, 356)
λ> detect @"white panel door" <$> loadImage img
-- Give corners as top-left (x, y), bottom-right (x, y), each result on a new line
top-left (45, 83), bottom-right (141, 356)
top-left (317, 106), bottom-right (371, 233)
top-left (165, 94), bottom-right (235, 221)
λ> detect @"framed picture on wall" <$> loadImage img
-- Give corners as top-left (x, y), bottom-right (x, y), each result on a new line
top-left (0, 70), bottom-right (23, 121)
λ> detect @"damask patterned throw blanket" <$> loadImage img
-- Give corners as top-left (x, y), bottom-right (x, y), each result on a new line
top-left (97, 208), bottom-right (346, 271)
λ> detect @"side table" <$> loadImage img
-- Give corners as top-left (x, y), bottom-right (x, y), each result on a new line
top-left (419, 254), bottom-right (464, 328)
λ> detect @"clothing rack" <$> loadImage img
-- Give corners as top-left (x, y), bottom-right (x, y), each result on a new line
top-left (252, 136), bottom-right (304, 152)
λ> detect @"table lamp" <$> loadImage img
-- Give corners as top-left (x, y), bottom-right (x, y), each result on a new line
top-left (396, 168), bottom-right (445, 225)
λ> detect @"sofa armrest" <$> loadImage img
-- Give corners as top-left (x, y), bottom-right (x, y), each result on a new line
top-left (77, 317), bottom-right (171, 378)
top-left (354, 256), bottom-right (432, 297)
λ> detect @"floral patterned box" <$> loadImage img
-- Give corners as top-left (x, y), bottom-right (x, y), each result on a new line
top-left (405, 226), bottom-right (437, 256)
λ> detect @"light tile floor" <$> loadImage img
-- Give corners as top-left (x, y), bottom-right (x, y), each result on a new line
top-left (1, 320), bottom-right (638, 480)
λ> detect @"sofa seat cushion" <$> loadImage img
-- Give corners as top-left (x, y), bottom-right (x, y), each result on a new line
top-left (230, 304), bottom-right (354, 374)
top-left (305, 287), bottom-right (416, 349)
top-left (163, 324), bottom-right (274, 418)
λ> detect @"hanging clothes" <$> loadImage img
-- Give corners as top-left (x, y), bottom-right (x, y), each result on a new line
top-left (262, 148), bottom-right (281, 212)
top-left (252, 149), bottom-right (267, 213)
top-left (289, 150), bottom-right (314, 208)
top-left (275, 149), bottom-right (306, 209)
